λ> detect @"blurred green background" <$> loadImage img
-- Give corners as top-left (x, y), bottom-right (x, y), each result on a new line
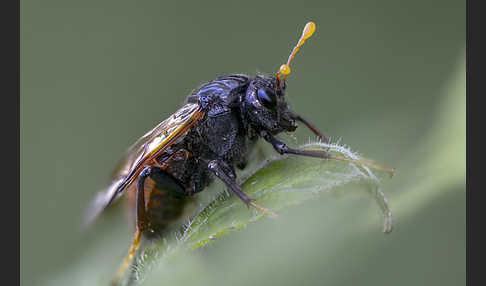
top-left (21, 0), bottom-right (465, 285)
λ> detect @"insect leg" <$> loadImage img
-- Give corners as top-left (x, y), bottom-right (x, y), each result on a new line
top-left (288, 111), bottom-right (329, 143)
top-left (111, 166), bottom-right (152, 285)
top-left (112, 166), bottom-right (191, 285)
top-left (261, 131), bottom-right (395, 176)
top-left (207, 160), bottom-right (278, 217)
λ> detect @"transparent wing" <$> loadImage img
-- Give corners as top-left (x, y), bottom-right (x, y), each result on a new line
top-left (84, 103), bottom-right (204, 227)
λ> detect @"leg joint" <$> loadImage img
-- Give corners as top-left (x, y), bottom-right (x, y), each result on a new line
top-left (273, 142), bottom-right (288, 155)
top-left (207, 160), bottom-right (218, 171)
top-left (140, 166), bottom-right (152, 178)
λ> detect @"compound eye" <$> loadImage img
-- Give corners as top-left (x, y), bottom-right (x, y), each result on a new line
top-left (257, 89), bottom-right (277, 109)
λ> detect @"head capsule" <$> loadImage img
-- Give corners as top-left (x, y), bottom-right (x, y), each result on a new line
top-left (242, 76), bottom-right (296, 134)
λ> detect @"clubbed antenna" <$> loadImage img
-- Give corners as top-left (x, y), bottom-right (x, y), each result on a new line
top-left (276, 21), bottom-right (316, 91)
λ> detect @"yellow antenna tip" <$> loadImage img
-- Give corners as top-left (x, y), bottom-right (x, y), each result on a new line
top-left (302, 21), bottom-right (316, 40)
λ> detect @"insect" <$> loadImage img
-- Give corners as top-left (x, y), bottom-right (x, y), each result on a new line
top-left (86, 21), bottom-right (394, 285)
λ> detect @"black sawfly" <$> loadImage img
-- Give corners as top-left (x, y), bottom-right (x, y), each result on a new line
top-left (85, 22), bottom-right (395, 285)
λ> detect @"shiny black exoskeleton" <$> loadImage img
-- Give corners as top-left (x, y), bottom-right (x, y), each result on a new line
top-left (139, 73), bottom-right (328, 232)
top-left (173, 73), bottom-right (317, 196)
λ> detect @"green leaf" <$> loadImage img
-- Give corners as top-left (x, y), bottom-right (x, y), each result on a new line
top-left (129, 142), bottom-right (394, 285)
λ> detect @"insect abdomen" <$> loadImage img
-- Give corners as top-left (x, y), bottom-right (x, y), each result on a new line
top-left (145, 186), bottom-right (192, 234)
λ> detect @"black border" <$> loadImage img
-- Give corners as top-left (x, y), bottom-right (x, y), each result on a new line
top-left (3, 0), bottom-right (20, 284)
top-left (466, 0), bottom-right (474, 285)
top-left (466, 0), bottom-right (469, 284)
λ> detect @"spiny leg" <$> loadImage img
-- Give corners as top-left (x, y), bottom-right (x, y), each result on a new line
top-left (207, 160), bottom-right (278, 218)
top-left (112, 230), bottom-right (142, 286)
top-left (111, 166), bottom-right (190, 285)
top-left (111, 167), bottom-right (152, 286)
top-left (289, 111), bottom-right (329, 143)
top-left (261, 131), bottom-right (395, 176)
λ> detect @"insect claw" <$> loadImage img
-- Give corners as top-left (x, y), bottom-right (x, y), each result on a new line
top-left (249, 201), bottom-right (279, 218)
top-left (328, 154), bottom-right (396, 177)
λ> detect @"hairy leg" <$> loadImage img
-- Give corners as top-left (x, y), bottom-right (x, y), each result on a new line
top-left (207, 160), bottom-right (278, 217)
